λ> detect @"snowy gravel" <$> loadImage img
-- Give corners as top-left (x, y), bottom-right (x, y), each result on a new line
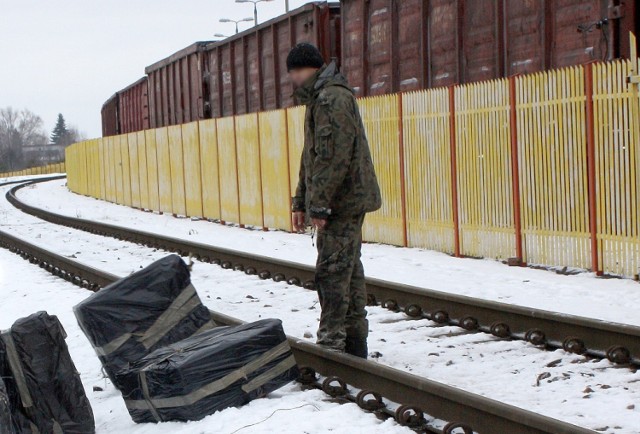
top-left (1, 179), bottom-right (639, 432)
top-left (0, 248), bottom-right (409, 434)
top-left (18, 178), bottom-right (640, 327)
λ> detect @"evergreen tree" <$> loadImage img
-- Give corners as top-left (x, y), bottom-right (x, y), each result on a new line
top-left (50, 113), bottom-right (69, 145)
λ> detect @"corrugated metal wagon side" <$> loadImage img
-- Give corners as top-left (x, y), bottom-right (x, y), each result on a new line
top-left (204, 1), bottom-right (341, 119)
top-left (341, 0), bottom-right (637, 96)
top-left (341, 0), bottom-right (429, 96)
top-left (145, 42), bottom-right (210, 129)
top-left (117, 77), bottom-right (150, 135)
top-left (101, 93), bottom-right (119, 137)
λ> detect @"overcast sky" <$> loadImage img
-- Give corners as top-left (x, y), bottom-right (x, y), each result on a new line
top-left (0, 0), bottom-right (316, 139)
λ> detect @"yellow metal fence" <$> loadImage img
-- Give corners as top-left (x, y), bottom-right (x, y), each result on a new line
top-left (593, 61), bottom-right (640, 276)
top-left (517, 67), bottom-right (592, 269)
top-left (0, 162), bottom-right (65, 180)
top-left (66, 59), bottom-right (640, 278)
top-left (456, 79), bottom-right (515, 259)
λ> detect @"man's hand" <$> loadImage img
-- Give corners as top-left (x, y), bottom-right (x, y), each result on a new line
top-left (292, 211), bottom-right (306, 233)
top-left (311, 218), bottom-right (327, 230)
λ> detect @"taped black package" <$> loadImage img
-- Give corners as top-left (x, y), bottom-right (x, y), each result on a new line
top-left (0, 311), bottom-right (95, 433)
top-left (116, 318), bottom-right (299, 423)
top-left (0, 375), bottom-right (13, 434)
top-left (73, 254), bottom-right (215, 390)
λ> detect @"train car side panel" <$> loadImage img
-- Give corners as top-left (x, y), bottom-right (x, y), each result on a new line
top-left (101, 94), bottom-right (119, 137)
top-left (505, 0), bottom-right (546, 76)
top-left (341, 0), bottom-right (634, 94)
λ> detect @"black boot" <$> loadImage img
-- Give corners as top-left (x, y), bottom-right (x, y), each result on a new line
top-left (345, 336), bottom-right (368, 359)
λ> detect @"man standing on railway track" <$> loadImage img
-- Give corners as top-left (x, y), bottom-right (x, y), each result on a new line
top-left (288, 43), bottom-right (381, 359)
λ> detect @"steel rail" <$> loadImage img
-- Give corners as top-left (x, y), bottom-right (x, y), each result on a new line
top-left (0, 179), bottom-right (595, 433)
top-left (6, 178), bottom-right (640, 366)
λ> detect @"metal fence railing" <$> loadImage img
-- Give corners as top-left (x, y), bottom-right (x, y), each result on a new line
top-left (66, 59), bottom-right (640, 278)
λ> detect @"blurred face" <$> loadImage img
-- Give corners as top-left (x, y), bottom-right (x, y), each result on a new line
top-left (289, 67), bottom-right (320, 87)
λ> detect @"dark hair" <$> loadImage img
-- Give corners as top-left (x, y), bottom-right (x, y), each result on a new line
top-left (286, 43), bottom-right (325, 72)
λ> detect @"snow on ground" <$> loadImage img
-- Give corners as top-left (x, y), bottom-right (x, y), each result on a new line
top-left (0, 247), bottom-right (409, 434)
top-left (2, 179), bottom-right (640, 432)
top-left (0, 173), bottom-right (63, 183)
top-left (18, 178), bottom-right (640, 327)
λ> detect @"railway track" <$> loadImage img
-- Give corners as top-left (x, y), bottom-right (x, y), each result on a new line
top-left (8, 177), bottom-right (640, 367)
top-left (0, 176), bottom-right (598, 434)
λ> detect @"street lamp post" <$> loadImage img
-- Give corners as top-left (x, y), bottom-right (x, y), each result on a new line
top-left (219, 17), bottom-right (254, 34)
top-left (235, 0), bottom-right (275, 26)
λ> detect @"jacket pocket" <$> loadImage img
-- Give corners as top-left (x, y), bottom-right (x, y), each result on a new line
top-left (315, 125), bottom-right (333, 160)
top-left (317, 233), bottom-right (353, 274)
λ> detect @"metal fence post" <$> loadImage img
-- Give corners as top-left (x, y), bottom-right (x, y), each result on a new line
top-left (509, 76), bottom-right (525, 265)
top-left (284, 109), bottom-right (294, 233)
top-left (448, 86), bottom-right (461, 257)
top-left (256, 115), bottom-right (267, 232)
top-left (398, 93), bottom-right (408, 247)
top-left (233, 116), bottom-right (243, 228)
top-left (584, 62), bottom-right (601, 275)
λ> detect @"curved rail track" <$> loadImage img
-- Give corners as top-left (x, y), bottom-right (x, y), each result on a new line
top-left (0, 176), bottom-right (598, 434)
top-left (8, 177), bottom-right (640, 367)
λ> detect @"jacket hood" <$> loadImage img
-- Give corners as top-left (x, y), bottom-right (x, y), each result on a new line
top-left (293, 61), bottom-right (352, 105)
top-left (314, 61), bottom-right (352, 92)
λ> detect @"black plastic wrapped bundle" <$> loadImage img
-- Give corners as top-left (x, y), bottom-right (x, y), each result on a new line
top-left (0, 311), bottom-right (95, 433)
top-left (116, 318), bottom-right (299, 423)
top-left (73, 255), bottom-right (215, 390)
top-left (0, 375), bottom-right (13, 434)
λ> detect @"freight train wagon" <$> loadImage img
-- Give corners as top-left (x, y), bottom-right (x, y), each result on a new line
top-left (101, 1), bottom-right (339, 135)
top-left (204, 1), bottom-right (341, 119)
top-left (101, 93), bottom-right (118, 137)
top-left (100, 77), bottom-right (149, 137)
top-left (144, 42), bottom-right (210, 130)
top-left (145, 1), bottom-right (340, 128)
top-left (101, 0), bottom-right (638, 136)
top-left (341, 0), bottom-right (638, 96)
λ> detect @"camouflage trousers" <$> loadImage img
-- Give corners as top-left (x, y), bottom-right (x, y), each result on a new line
top-left (315, 214), bottom-right (368, 352)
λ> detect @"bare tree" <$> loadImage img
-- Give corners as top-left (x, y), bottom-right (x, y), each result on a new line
top-left (0, 107), bottom-right (48, 171)
top-left (65, 125), bottom-right (87, 146)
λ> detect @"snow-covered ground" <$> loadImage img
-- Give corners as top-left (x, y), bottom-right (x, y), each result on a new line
top-left (0, 173), bottom-right (63, 183)
top-left (1, 178), bottom-right (639, 432)
top-left (18, 178), bottom-right (640, 327)
top-left (0, 248), bottom-right (409, 434)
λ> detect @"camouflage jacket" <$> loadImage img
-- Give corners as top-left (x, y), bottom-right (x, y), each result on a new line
top-left (291, 62), bottom-right (382, 220)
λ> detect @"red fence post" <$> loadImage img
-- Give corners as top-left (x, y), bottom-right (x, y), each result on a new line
top-left (233, 116), bottom-right (243, 228)
top-left (509, 76), bottom-right (525, 265)
top-left (584, 63), bottom-right (601, 275)
top-left (448, 86), bottom-right (461, 257)
top-left (398, 93), bottom-right (409, 247)
top-left (284, 109), bottom-right (294, 233)
top-left (211, 121), bottom-right (225, 225)
top-left (256, 114), bottom-right (267, 232)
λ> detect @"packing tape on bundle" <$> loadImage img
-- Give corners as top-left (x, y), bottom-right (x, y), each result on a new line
top-left (125, 341), bottom-right (296, 411)
top-left (93, 284), bottom-right (207, 356)
top-left (1, 330), bottom-right (33, 408)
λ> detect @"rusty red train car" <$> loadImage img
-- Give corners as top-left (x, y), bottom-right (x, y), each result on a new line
top-left (101, 0), bottom-right (638, 136)
top-left (145, 42), bottom-right (209, 129)
top-left (101, 93), bottom-right (119, 137)
top-left (141, 1), bottom-right (340, 129)
top-left (100, 77), bottom-right (150, 137)
top-left (204, 1), bottom-right (340, 118)
top-left (118, 77), bottom-right (150, 134)
top-left (340, 0), bottom-right (638, 96)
